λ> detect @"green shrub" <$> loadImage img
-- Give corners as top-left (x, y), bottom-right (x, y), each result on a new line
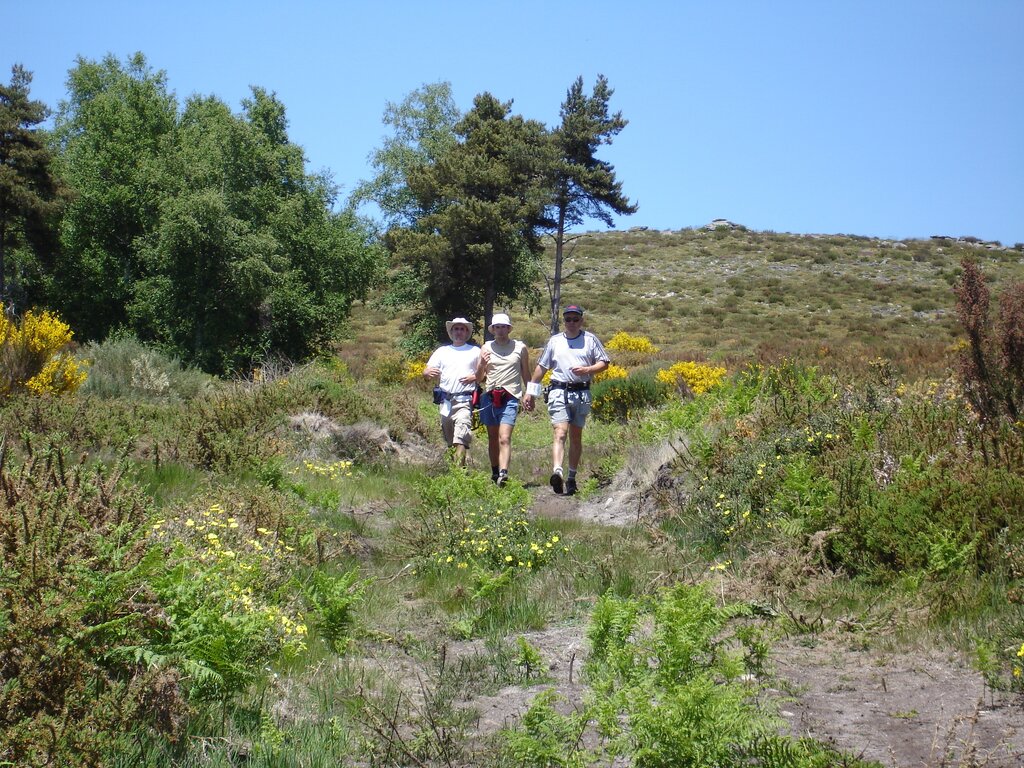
top-left (371, 352), bottom-right (409, 386)
top-left (591, 371), bottom-right (668, 423)
top-left (168, 378), bottom-right (299, 473)
top-left (417, 470), bottom-right (559, 575)
top-left (502, 584), bottom-right (873, 767)
top-left (303, 568), bottom-right (368, 652)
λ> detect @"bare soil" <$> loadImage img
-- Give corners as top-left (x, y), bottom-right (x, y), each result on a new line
top-left (502, 481), bottom-right (1024, 767)
top-left (772, 638), bottom-right (1024, 767)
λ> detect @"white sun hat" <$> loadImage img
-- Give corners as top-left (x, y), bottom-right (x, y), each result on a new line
top-left (488, 313), bottom-right (512, 333)
top-left (445, 317), bottom-right (474, 340)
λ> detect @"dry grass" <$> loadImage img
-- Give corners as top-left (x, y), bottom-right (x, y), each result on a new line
top-left (340, 227), bottom-right (1023, 382)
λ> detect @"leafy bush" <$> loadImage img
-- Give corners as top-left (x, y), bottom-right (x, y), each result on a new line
top-left (146, 498), bottom-right (314, 701)
top-left (502, 584), bottom-right (870, 767)
top-left (303, 568), bottom-right (367, 652)
top-left (0, 308), bottom-right (88, 397)
top-left (591, 371), bottom-right (668, 422)
top-left (418, 470), bottom-right (563, 575)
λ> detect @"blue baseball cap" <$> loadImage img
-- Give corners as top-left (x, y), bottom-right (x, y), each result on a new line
top-left (562, 305), bottom-right (584, 317)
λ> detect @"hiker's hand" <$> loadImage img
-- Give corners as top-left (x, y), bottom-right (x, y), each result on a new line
top-left (459, 374), bottom-right (477, 385)
top-left (423, 366), bottom-right (440, 379)
top-left (523, 394), bottom-right (534, 412)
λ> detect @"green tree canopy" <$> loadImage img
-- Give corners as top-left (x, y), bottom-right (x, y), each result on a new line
top-left (50, 53), bottom-right (380, 372)
top-left (386, 92), bottom-right (553, 346)
top-left (350, 82), bottom-right (460, 229)
top-left (50, 53), bottom-right (176, 339)
top-left (0, 65), bottom-right (65, 310)
top-left (131, 88), bottom-right (381, 372)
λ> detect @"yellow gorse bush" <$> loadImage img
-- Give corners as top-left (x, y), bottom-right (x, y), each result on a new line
top-left (657, 361), bottom-right (728, 395)
top-left (405, 354), bottom-right (430, 381)
top-left (594, 363), bottom-right (629, 383)
top-left (0, 309), bottom-right (88, 397)
top-left (605, 331), bottom-right (659, 354)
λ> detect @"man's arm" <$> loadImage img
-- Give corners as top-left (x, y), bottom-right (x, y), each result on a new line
top-left (523, 362), bottom-right (547, 412)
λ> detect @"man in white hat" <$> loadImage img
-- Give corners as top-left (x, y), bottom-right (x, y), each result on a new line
top-left (475, 313), bottom-right (530, 487)
top-left (423, 317), bottom-right (480, 466)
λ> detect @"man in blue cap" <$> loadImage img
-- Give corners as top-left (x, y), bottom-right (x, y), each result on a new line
top-left (523, 304), bottom-right (610, 495)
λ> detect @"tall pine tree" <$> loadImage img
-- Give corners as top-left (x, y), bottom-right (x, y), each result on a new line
top-left (547, 75), bottom-right (637, 332)
top-left (0, 65), bottom-right (63, 310)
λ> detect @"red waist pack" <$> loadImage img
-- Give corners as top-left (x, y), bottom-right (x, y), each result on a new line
top-left (488, 387), bottom-right (512, 409)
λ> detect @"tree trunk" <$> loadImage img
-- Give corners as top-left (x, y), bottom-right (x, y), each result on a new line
top-left (549, 204), bottom-right (566, 334)
top-left (484, 285), bottom-right (496, 342)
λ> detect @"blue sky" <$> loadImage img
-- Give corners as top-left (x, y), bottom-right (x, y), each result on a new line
top-left (9, 1), bottom-right (1024, 245)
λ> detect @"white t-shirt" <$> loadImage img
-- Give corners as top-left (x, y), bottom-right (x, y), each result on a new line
top-left (426, 343), bottom-right (480, 395)
top-left (537, 331), bottom-right (610, 384)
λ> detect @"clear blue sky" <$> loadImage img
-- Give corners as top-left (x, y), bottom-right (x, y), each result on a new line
top-left (9, 1), bottom-right (1024, 245)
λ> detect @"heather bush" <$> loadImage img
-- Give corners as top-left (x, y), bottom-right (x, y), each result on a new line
top-left (82, 333), bottom-right (211, 400)
top-left (0, 442), bottom-right (183, 765)
top-left (953, 258), bottom-right (1024, 425)
top-left (166, 377), bottom-right (300, 473)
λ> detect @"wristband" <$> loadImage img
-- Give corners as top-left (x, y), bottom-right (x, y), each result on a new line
top-left (526, 381), bottom-right (543, 397)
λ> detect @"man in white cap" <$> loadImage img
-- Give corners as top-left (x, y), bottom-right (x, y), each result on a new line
top-left (523, 304), bottom-right (609, 495)
top-left (475, 313), bottom-right (530, 487)
top-left (423, 317), bottom-right (480, 466)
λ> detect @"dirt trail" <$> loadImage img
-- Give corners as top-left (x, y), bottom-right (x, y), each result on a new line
top-left (519, 463), bottom-right (1024, 767)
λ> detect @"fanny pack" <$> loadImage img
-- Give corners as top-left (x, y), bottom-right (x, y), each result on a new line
top-left (434, 388), bottom-right (474, 405)
top-left (488, 387), bottom-right (513, 409)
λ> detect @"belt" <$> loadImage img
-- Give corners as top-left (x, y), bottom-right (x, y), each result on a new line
top-left (549, 381), bottom-right (589, 391)
top-left (443, 390), bottom-right (474, 400)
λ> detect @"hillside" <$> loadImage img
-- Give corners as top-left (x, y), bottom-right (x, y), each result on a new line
top-left (345, 225), bottom-right (1024, 376)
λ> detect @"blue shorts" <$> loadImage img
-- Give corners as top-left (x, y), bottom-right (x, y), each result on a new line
top-left (478, 390), bottom-right (520, 426)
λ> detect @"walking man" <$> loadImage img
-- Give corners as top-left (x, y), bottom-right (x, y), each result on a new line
top-left (523, 305), bottom-right (609, 495)
top-left (423, 317), bottom-right (480, 467)
top-left (476, 313), bottom-right (530, 487)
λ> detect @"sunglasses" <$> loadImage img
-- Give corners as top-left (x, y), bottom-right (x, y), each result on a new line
top-left (563, 316), bottom-right (582, 322)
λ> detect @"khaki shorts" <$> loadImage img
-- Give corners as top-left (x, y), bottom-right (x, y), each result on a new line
top-left (440, 398), bottom-right (474, 447)
top-left (547, 388), bottom-right (591, 427)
